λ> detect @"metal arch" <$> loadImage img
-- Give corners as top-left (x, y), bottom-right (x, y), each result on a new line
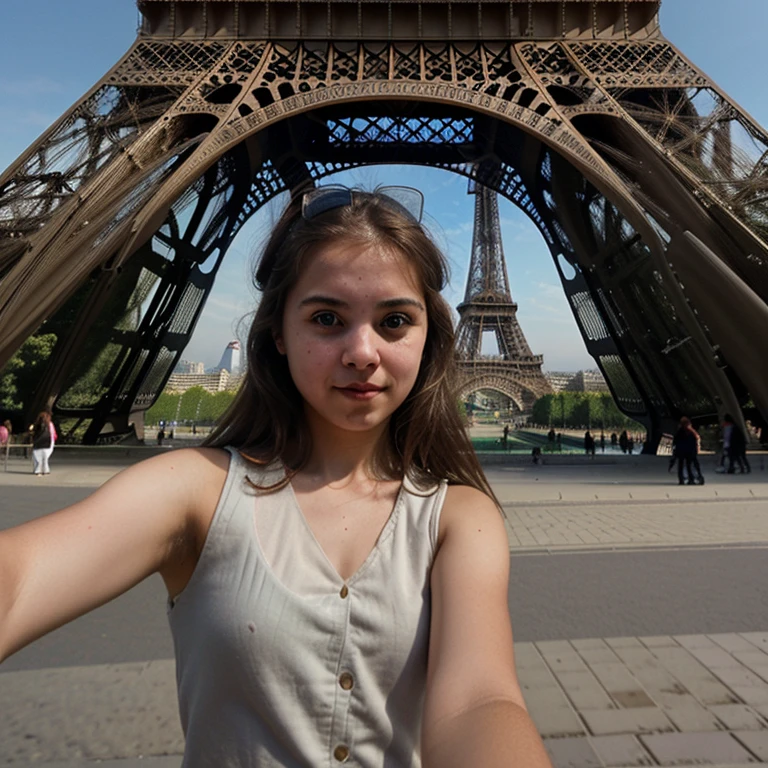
top-left (455, 372), bottom-right (542, 415)
top-left (1, 0), bottom-right (766, 446)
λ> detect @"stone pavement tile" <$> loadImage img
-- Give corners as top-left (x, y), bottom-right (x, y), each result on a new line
top-left (709, 667), bottom-right (768, 706)
top-left (674, 634), bottom-right (719, 651)
top-left (661, 700), bottom-right (725, 732)
top-left (731, 686), bottom-right (768, 707)
top-left (640, 732), bottom-right (756, 766)
top-left (515, 641), bottom-right (548, 669)
top-left (640, 636), bottom-right (678, 648)
top-left (732, 731), bottom-right (768, 761)
top-left (520, 666), bottom-right (562, 690)
top-left (543, 737), bottom-right (602, 768)
top-left (742, 633), bottom-right (768, 653)
top-left (709, 704), bottom-right (767, 731)
top-left (688, 647), bottom-right (749, 669)
top-left (0, 660), bottom-right (182, 764)
top-left (527, 699), bottom-right (586, 738)
top-left (710, 634), bottom-right (764, 654)
top-left (732, 651), bottom-right (768, 683)
top-left (649, 647), bottom-right (740, 706)
top-left (537, 642), bottom-right (590, 674)
top-left (572, 640), bottom-right (619, 664)
top-left (607, 637), bottom-right (645, 650)
top-left (555, 669), bottom-right (617, 711)
top-left (589, 734), bottom-right (656, 767)
top-left (586, 662), bottom-right (654, 707)
top-left (580, 707), bottom-right (674, 736)
top-left (755, 705), bottom-right (768, 721)
top-left (572, 638), bottom-right (614, 651)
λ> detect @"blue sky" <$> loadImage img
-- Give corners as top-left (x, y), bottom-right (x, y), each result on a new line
top-left (1, 0), bottom-right (766, 371)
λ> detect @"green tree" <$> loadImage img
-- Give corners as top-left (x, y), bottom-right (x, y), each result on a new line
top-left (0, 334), bottom-right (58, 412)
top-left (533, 391), bottom-right (644, 431)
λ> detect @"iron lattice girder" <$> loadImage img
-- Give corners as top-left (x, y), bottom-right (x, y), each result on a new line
top-left (137, 1), bottom-right (661, 43)
top-left (0, 0), bottom-right (766, 445)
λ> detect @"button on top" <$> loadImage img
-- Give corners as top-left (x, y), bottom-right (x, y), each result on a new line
top-left (339, 672), bottom-right (354, 690)
top-left (339, 585), bottom-right (349, 599)
top-left (333, 744), bottom-right (350, 762)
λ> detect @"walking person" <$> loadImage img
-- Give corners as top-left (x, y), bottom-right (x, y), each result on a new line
top-left (726, 415), bottom-right (751, 474)
top-left (672, 416), bottom-right (705, 486)
top-left (30, 411), bottom-right (56, 476)
top-left (619, 430), bottom-right (628, 454)
top-left (0, 185), bottom-right (552, 768)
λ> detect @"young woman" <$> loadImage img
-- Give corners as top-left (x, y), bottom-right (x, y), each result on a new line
top-left (30, 410), bottom-right (56, 476)
top-left (0, 186), bottom-right (552, 768)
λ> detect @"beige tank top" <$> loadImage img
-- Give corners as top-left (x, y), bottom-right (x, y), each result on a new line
top-left (168, 447), bottom-right (447, 767)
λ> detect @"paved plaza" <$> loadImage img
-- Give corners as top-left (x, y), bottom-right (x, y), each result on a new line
top-left (1, 448), bottom-right (767, 767)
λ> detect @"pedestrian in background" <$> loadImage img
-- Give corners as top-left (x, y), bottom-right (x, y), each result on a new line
top-left (0, 420), bottom-right (10, 446)
top-left (672, 416), bottom-right (704, 486)
top-left (30, 411), bottom-right (56, 476)
top-left (619, 430), bottom-right (628, 454)
top-left (726, 415), bottom-right (751, 474)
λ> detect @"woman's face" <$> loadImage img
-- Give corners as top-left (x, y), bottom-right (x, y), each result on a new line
top-left (276, 240), bottom-right (428, 436)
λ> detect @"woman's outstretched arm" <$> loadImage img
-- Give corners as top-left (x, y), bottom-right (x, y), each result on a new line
top-left (0, 447), bottom-right (226, 663)
top-left (422, 485), bottom-right (553, 768)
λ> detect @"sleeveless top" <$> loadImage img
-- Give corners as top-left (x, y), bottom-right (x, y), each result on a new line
top-left (167, 447), bottom-right (448, 767)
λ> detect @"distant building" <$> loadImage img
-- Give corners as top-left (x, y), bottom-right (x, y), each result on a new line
top-left (174, 359), bottom-right (205, 375)
top-left (544, 372), bottom-right (573, 393)
top-left (545, 369), bottom-right (609, 393)
top-left (217, 340), bottom-right (241, 375)
top-left (166, 369), bottom-right (231, 394)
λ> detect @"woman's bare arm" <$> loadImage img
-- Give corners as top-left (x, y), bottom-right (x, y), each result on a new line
top-left (421, 485), bottom-right (552, 768)
top-left (0, 447), bottom-right (227, 662)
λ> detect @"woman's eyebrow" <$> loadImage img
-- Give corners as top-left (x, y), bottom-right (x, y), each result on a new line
top-left (376, 297), bottom-right (425, 311)
top-left (298, 295), bottom-right (425, 311)
top-left (298, 295), bottom-right (348, 308)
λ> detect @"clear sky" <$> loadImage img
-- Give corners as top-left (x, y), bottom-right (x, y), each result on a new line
top-left (1, 0), bottom-right (766, 371)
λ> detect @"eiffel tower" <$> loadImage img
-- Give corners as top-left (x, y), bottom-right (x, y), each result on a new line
top-left (456, 175), bottom-right (551, 413)
top-left (1, 0), bottom-right (767, 449)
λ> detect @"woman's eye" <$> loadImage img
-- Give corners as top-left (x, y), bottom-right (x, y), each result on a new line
top-left (382, 314), bottom-right (410, 330)
top-left (313, 312), bottom-right (339, 327)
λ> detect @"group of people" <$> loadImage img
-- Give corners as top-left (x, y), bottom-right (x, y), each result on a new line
top-left (0, 413), bottom-right (57, 475)
top-left (670, 413), bottom-right (752, 485)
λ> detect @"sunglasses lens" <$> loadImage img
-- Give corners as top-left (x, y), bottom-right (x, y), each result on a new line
top-left (302, 186), bottom-right (351, 220)
top-left (378, 187), bottom-right (424, 223)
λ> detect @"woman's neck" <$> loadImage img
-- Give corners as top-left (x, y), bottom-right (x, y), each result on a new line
top-left (301, 418), bottom-right (390, 485)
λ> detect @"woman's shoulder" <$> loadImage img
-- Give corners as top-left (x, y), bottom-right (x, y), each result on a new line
top-left (438, 484), bottom-right (504, 542)
top-left (126, 446), bottom-right (232, 508)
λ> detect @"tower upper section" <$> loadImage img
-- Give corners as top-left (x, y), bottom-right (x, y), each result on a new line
top-left (137, 0), bottom-right (661, 42)
top-left (462, 183), bottom-right (513, 305)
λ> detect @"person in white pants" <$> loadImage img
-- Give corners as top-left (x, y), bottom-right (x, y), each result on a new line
top-left (30, 411), bottom-right (56, 476)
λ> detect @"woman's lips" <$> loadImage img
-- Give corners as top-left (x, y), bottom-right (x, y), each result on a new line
top-left (334, 385), bottom-right (385, 401)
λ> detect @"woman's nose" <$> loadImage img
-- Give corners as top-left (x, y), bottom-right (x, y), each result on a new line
top-left (341, 325), bottom-right (380, 369)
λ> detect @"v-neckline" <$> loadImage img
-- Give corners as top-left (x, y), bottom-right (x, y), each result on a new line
top-left (286, 478), bottom-right (406, 586)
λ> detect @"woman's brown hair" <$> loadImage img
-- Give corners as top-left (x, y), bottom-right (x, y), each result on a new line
top-left (204, 187), bottom-right (499, 504)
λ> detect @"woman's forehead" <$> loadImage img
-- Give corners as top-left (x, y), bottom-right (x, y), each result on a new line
top-left (299, 241), bottom-right (423, 292)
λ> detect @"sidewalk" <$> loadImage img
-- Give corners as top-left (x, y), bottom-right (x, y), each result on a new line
top-left (1, 452), bottom-right (767, 767)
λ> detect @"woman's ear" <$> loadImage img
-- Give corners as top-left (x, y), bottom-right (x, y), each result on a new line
top-left (273, 333), bottom-right (286, 355)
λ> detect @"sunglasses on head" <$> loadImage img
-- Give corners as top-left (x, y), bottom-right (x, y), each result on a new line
top-left (301, 185), bottom-right (424, 224)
